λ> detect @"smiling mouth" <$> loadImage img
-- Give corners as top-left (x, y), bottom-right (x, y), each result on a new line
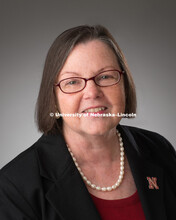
top-left (83, 107), bottom-right (107, 113)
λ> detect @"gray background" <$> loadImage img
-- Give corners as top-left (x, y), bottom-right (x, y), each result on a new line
top-left (0, 0), bottom-right (176, 168)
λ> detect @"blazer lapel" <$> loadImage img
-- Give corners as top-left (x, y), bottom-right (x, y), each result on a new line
top-left (36, 133), bottom-right (101, 220)
top-left (46, 161), bottom-right (101, 220)
top-left (119, 125), bottom-right (167, 220)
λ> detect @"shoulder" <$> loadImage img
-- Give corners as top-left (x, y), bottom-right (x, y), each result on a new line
top-left (120, 124), bottom-right (176, 173)
top-left (0, 133), bottom-right (55, 194)
top-left (120, 124), bottom-right (175, 153)
top-left (0, 132), bottom-right (67, 186)
top-left (0, 137), bottom-right (45, 219)
top-left (0, 137), bottom-right (43, 192)
top-left (0, 133), bottom-right (67, 218)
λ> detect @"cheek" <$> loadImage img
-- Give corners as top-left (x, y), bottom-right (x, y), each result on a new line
top-left (56, 93), bottom-right (81, 113)
top-left (107, 85), bottom-right (126, 108)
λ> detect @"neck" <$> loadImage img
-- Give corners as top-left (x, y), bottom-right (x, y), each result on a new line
top-left (63, 127), bottom-right (120, 167)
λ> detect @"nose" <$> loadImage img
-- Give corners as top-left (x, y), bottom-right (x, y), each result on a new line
top-left (83, 79), bottom-right (103, 99)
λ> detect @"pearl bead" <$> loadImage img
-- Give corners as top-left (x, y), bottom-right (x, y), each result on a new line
top-left (119, 174), bottom-right (123, 179)
top-left (120, 157), bottom-right (124, 161)
top-left (117, 179), bottom-right (121, 184)
top-left (102, 187), bottom-right (107, 191)
top-left (107, 187), bottom-right (112, 191)
top-left (120, 166), bottom-right (124, 171)
top-left (120, 161), bottom-right (124, 166)
top-left (120, 152), bottom-right (124, 156)
top-left (115, 182), bottom-right (120, 186)
top-left (120, 171), bottom-right (124, 175)
top-left (96, 186), bottom-right (101, 190)
top-left (87, 181), bottom-right (91, 185)
top-left (66, 129), bottom-right (125, 192)
top-left (83, 176), bottom-right (87, 181)
top-left (91, 184), bottom-right (96, 189)
top-left (112, 185), bottom-right (116, 189)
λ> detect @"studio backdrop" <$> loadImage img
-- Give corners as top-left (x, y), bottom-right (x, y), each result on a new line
top-left (0, 0), bottom-right (176, 168)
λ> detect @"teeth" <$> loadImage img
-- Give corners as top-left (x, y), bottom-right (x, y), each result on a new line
top-left (84, 107), bottom-right (106, 113)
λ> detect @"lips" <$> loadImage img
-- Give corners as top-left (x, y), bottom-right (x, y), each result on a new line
top-left (82, 106), bottom-right (107, 113)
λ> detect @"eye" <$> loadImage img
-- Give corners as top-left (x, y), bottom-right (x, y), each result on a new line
top-left (63, 78), bottom-right (82, 87)
top-left (100, 75), bottom-right (113, 79)
top-left (98, 74), bottom-right (115, 81)
top-left (67, 80), bottom-right (78, 85)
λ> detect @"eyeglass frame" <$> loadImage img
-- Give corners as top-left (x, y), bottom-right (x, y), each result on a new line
top-left (54, 69), bottom-right (125, 94)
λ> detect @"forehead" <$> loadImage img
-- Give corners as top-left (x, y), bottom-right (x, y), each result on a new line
top-left (59, 40), bottom-right (120, 77)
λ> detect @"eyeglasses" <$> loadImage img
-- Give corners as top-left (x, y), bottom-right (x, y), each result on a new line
top-left (54, 69), bottom-right (124, 94)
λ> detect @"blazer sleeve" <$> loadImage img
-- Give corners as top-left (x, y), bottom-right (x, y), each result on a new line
top-left (0, 173), bottom-right (39, 220)
top-left (157, 134), bottom-right (176, 184)
top-left (160, 136), bottom-right (176, 219)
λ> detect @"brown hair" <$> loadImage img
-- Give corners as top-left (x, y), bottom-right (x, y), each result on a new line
top-left (35, 25), bottom-right (137, 134)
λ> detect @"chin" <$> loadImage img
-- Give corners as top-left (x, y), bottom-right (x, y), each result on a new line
top-left (81, 120), bottom-right (118, 136)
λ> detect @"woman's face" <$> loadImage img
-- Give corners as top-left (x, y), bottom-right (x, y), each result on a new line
top-left (55, 40), bottom-right (125, 136)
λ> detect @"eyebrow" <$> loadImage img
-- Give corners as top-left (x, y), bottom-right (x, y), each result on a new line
top-left (60, 66), bottom-right (117, 77)
top-left (60, 71), bottom-right (81, 77)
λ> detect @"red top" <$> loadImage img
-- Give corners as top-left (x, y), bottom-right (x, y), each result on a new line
top-left (90, 191), bottom-right (146, 220)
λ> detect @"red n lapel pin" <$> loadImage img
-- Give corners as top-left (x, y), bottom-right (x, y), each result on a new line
top-left (146, 177), bottom-right (159, 189)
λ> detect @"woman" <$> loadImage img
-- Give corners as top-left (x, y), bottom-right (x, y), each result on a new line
top-left (0, 25), bottom-right (176, 220)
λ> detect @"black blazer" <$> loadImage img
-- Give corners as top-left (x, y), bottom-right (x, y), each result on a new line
top-left (0, 124), bottom-right (176, 220)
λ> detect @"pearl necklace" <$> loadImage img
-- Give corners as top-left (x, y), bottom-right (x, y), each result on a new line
top-left (67, 130), bottom-right (125, 192)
